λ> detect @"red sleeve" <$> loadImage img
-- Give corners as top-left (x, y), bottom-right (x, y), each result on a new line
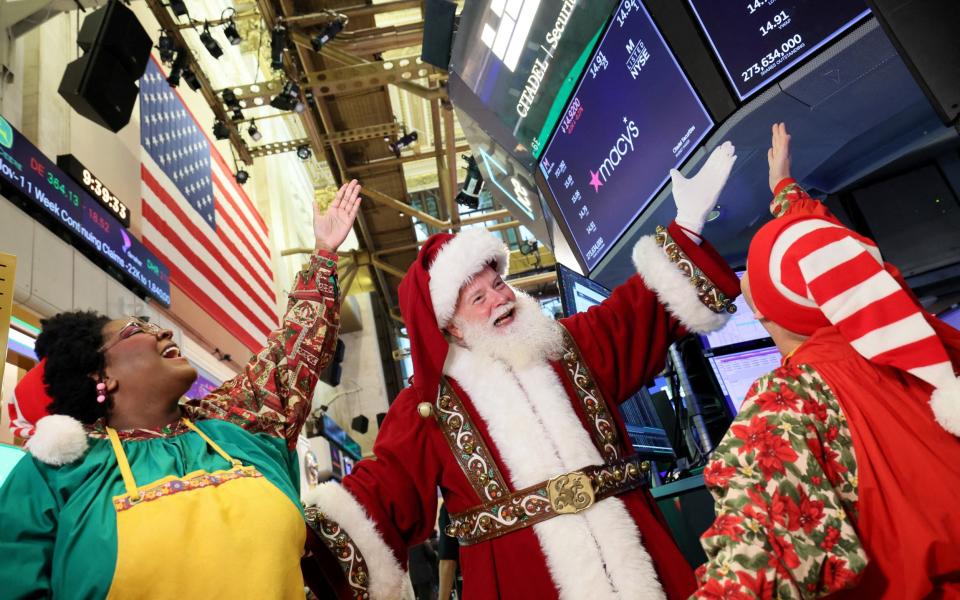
top-left (561, 223), bottom-right (738, 404)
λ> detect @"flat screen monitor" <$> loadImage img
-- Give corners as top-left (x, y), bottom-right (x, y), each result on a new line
top-left (939, 306), bottom-right (960, 331)
top-left (556, 263), bottom-right (611, 317)
top-left (708, 346), bottom-right (784, 415)
top-left (538, 0), bottom-right (713, 272)
top-left (700, 271), bottom-right (772, 351)
top-left (448, 0), bottom-right (619, 163)
top-left (555, 263), bottom-right (674, 457)
top-left (0, 444), bottom-right (26, 487)
top-left (687, 0), bottom-right (870, 100)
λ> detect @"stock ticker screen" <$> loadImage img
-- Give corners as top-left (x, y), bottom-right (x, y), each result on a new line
top-left (0, 114), bottom-right (171, 305)
top-left (538, 0), bottom-right (712, 272)
top-left (688, 0), bottom-right (870, 100)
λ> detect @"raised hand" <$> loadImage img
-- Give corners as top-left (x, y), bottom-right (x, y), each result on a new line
top-left (314, 179), bottom-right (361, 252)
top-left (768, 122), bottom-right (791, 193)
top-left (672, 141), bottom-right (737, 235)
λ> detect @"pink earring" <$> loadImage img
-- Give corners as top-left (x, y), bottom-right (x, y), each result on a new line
top-left (96, 382), bottom-right (107, 404)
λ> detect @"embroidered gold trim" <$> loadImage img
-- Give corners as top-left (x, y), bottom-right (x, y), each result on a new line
top-left (305, 506), bottom-right (371, 599)
top-left (655, 225), bottom-right (736, 314)
top-left (560, 329), bottom-right (623, 463)
top-left (434, 381), bottom-right (510, 503)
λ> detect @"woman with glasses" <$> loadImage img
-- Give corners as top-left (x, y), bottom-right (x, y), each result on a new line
top-left (0, 181), bottom-right (361, 599)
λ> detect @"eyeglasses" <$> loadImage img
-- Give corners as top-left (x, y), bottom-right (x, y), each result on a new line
top-left (99, 317), bottom-right (163, 353)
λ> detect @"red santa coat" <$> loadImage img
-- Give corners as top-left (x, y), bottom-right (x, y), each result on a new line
top-left (305, 224), bottom-right (738, 600)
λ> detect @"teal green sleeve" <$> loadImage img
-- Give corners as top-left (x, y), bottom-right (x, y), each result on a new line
top-left (0, 457), bottom-right (57, 598)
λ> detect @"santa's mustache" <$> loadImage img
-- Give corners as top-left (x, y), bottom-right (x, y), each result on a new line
top-left (489, 302), bottom-right (516, 326)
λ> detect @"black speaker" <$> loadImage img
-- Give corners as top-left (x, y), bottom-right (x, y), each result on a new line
top-left (59, 0), bottom-right (151, 133)
top-left (59, 51), bottom-right (139, 132)
top-left (421, 0), bottom-right (457, 70)
top-left (76, 0), bottom-right (152, 79)
top-left (351, 415), bottom-right (369, 435)
top-left (866, 0), bottom-right (960, 126)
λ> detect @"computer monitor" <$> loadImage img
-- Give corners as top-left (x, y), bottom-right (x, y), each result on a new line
top-left (939, 305), bottom-right (960, 330)
top-left (700, 271), bottom-right (771, 352)
top-left (555, 264), bottom-right (674, 458)
top-left (708, 346), bottom-right (784, 415)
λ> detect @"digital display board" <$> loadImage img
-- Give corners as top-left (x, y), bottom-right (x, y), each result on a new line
top-left (0, 114), bottom-right (171, 306)
top-left (709, 346), bottom-right (784, 415)
top-left (700, 271), bottom-right (772, 350)
top-left (449, 0), bottom-right (619, 164)
top-left (688, 0), bottom-right (870, 100)
top-left (538, 0), bottom-right (713, 272)
top-left (57, 154), bottom-right (131, 228)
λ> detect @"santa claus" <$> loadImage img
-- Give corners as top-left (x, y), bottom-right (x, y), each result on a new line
top-left (304, 143), bottom-right (741, 600)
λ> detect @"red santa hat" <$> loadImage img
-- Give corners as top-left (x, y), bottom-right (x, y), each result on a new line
top-left (747, 179), bottom-right (960, 435)
top-left (399, 229), bottom-right (509, 403)
top-left (9, 359), bottom-right (89, 464)
top-left (8, 359), bottom-right (51, 439)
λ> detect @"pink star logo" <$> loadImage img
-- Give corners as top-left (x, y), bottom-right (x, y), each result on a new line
top-left (589, 170), bottom-right (603, 193)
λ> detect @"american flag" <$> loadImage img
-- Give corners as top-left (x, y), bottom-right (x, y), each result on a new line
top-left (139, 57), bottom-right (277, 353)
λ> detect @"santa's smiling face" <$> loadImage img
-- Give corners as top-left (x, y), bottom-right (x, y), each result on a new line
top-left (445, 265), bottom-right (517, 339)
top-left (446, 265), bottom-right (564, 367)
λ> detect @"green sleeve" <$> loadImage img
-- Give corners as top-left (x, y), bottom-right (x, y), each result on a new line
top-left (0, 456), bottom-right (58, 598)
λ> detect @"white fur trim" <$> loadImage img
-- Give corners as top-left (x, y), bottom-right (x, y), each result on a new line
top-left (633, 235), bottom-right (729, 334)
top-left (428, 229), bottom-right (509, 327)
top-left (25, 415), bottom-right (89, 466)
top-left (930, 376), bottom-right (960, 436)
top-left (445, 343), bottom-right (665, 600)
top-left (301, 482), bottom-right (406, 600)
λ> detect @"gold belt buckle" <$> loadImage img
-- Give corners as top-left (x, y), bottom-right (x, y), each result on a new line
top-left (547, 471), bottom-right (595, 514)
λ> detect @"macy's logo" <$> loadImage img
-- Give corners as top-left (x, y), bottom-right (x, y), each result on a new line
top-left (588, 117), bottom-right (640, 193)
top-left (480, 0), bottom-right (542, 72)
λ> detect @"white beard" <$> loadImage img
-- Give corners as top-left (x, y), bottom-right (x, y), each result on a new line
top-left (453, 291), bottom-right (565, 370)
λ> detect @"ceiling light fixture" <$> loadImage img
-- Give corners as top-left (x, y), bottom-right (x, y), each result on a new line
top-left (199, 22), bottom-right (223, 59)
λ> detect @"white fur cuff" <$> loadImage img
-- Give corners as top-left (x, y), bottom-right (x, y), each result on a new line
top-left (632, 235), bottom-right (729, 334)
top-left (302, 482), bottom-right (406, 600)
top-left (930, 376), bottom-right (960, 437)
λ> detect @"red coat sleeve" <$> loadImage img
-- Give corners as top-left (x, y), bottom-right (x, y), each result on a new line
top-left (561, 222), bottom-right (738, 404)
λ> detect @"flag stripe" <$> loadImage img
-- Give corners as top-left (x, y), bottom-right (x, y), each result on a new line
top-left (142, 236), bottom-right (262, 352)
top-left (210, 149), bottom-right (269, 239)
top-left (142, 166), bottom-right (277, 329)
top-left (211, 165), bottom-right (271, 261)
top-left (211, 174), bottom-right (273, 277)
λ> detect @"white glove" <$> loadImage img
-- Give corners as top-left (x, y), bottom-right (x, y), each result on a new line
top-left (671, 141), bottom-right (737, 235)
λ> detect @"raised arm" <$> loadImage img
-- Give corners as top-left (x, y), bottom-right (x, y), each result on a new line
top-left (186, 181), bottom-right (362, 448)
top-left (562, 143), bottom-right (741, 403)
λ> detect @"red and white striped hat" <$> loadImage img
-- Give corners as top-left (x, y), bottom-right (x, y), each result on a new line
top-left (748, 179), bottom-right (960, 435)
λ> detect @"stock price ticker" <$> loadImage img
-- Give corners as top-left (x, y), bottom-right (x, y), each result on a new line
top-left (538, 0), bottom-right (712, 272)
top-left (688, 0), bottom-right (870, 100)
top-left (0, 115), bottom-right (171, 306)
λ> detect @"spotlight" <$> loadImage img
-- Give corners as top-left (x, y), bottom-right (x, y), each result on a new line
top-left (247, 120), bottom-right (262, 142)
top-left (212, 120), bottom-right (230, 140)
top-left (157, 30), bottom-right (176, 63)
top-left (311, 18), bottom-right (345, 51)
top-left (269, 81), bottom-right (302, 112)
top-left (222, 88), bottom-right (239, 108)
top-left (455, 154), bottom-right (484, 210)
top-left (296, 144), bottom-right (312, 160)
top-left (235, 169), bottom-right (249, 184)
top-left (199, 23), bottom-right (223, 59)
top-left (223, 19), bottom-right (242, 46)
top-left (182, 68), bottom-right (201, 91)
top-left (166, 49), bottom-right (188, 87)
top-left (169, 0), bottom-right (188, 17)
top-left (231, 108), bottom-right (244, 121)
top-left (386, 130), bottom-right (418, 158)
top-left (270, 24), bottom-right (288, 70)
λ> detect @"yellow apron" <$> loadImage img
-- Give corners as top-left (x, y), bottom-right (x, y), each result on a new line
top-left (104, 419), bottom-right (306, 599)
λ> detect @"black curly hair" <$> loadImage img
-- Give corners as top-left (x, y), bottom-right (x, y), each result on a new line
top-left (34, 310), bottom-right (111, 424)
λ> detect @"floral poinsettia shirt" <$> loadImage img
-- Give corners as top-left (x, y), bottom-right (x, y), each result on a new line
top-left (693, 363), bottom-right (868, 599)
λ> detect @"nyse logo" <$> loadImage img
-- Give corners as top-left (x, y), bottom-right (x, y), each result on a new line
top-left (480, 0), bottom-right (542, 71)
